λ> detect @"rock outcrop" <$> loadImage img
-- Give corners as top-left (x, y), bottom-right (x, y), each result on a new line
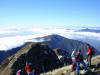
top-left (0, 42), bottom-right (71, 75)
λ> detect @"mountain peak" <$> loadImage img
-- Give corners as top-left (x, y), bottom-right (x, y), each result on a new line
top-left (0, 42), bottom-right (68, 75)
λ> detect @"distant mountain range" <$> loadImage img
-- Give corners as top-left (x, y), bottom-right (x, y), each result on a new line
top-left (78, 28), bottom-right (100, 33)
top-left (0, 34), bottom-right (100, 64)
top-left (0, 34), bottom-right (100, 75)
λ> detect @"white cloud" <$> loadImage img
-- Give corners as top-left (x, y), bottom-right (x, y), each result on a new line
top-left (0, 35), bottom-right (44, 50)
top-left (0, 26), bottom-right (100, 51)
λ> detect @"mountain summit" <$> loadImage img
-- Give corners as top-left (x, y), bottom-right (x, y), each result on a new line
top-left (0, 35), bottom-right (100, 75)
top-left (0, 34), bottom-right (99, 64)
top-left (0, 42), bottom-right (71, 75)
top-left (39, 34), bottom-right (100, 56)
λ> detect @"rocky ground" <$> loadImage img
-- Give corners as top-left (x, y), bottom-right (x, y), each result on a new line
top-left (40, 55), bottom-right (100, 75)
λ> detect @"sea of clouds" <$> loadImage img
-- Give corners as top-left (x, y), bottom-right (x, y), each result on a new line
top-left (0, 26), bottom-right (100, 51)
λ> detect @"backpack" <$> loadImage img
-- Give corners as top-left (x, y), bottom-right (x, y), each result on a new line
top-left (91, 48), bottom-right (95, 55)
top-left (75, 53), bottom-right (83, 62)
top-left (88, 47), bottom-right (95, 55)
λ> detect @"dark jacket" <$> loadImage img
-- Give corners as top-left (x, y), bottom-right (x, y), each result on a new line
top-left (75, 52), bottom-right (83, 62)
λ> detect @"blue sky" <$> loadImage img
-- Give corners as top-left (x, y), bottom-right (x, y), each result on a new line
top-left (0, 0), bottom-right (100, 28)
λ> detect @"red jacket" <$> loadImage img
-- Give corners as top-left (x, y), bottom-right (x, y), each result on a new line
top-left (25, 65), bottom-right (33, 72)
top-left (87, 47), bottom-right (92, 55)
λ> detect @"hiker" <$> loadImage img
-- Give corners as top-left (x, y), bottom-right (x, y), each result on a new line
top-left (16, 64), bottom-right (27, 75)
top-left (76, 49), bottom-right (87, 75)
top-left (16, 69), bottom-right (21, 75)
top-left (87, 44), bottom-right (95, 68)
top-left (25, 62), bottom-right (35, 75)
top-left (16, 68), bottom-right (27, 75)
top-left (71, 49), bottom-right (76, 71)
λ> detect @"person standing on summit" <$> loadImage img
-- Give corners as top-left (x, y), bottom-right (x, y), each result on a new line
top-left (87, 44), bottom-right (95, 68)
top-left (71, 49), bottom-right (76, 71)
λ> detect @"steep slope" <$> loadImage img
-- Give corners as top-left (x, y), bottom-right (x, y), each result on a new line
top-left (0, 34), bottom-right (99, 64)
top-left (0, 42), bottom-right (31, 63)
top-left (0, 35), bottom-right (100, 75)
top-left (0, 42), bottom-right (71, 75)
top-left (38, 34), bottom-right (100, 57)
top-left (0, 35), bottom-right (100, 63)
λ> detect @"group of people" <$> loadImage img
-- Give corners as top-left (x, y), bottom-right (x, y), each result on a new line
top-left (71, 44), bottom-right (95, 75)
top-left (16, 44), bottom-right (94, 75)
top-left (16, 62), bottom-right (35, 75)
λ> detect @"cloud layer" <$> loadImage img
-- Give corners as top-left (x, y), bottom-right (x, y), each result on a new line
top-left (0, 26), bottom-right (100, 51)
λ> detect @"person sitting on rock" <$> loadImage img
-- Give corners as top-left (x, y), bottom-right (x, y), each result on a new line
top-left (25, 62), bottom-right (35, 75)
top-left (75, 49), bottom-right (87, 75)
top-left (16, 64), bottom-right (27, 75)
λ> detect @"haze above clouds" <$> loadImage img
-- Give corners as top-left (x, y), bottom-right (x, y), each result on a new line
top-left (0, 26), bottom-right (100, 51)
top-left (0, 0), bottom-right (100, 51)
